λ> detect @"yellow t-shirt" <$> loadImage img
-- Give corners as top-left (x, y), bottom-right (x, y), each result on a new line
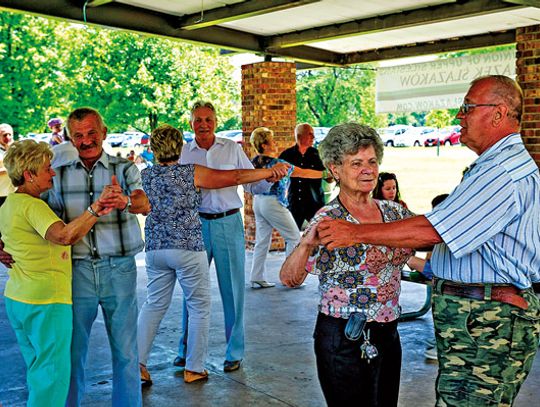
top-left (0, 193), bottom-right (72, 304)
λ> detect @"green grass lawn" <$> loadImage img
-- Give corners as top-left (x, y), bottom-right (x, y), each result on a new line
top-left (380, 145), bottom-right (477, 213)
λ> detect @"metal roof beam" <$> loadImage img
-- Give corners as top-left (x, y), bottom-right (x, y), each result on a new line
top-left (177, 0), bottom-right (321, 30)
top-left (267, 0), bottom-right (524, 49)
top-left (0, 0), bottom-right (263, 53)
top-left (344, 30), bottom-right (516, 65)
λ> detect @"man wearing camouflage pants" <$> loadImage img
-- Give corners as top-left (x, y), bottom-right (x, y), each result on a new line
top-left (315, 75), bottom-right (540, 406)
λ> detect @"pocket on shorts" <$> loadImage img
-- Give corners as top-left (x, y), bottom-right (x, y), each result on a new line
top-left (437, 374), bottom-right (503, 406)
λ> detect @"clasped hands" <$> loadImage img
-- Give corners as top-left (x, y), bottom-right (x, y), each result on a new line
top-left (93, 175), bottom-right (132, 216)
top-left (266, 162), bottom-right (291, 182)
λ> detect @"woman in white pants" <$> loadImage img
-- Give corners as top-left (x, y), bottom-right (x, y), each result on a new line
top-left (138, 125), bottom-right (289, 385)
top-left (249, 127), bottom-right (324, 288)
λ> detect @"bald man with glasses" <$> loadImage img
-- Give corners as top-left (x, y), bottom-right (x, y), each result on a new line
top-left (310, 75), bottom-right (540, 406)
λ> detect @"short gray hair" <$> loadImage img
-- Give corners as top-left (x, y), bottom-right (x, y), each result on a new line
top-left (0, 123), bottom-right (13, 135)
top-left (318, 123), bottom-right (384, 167)
top-left (190, 100), bottom-right (216, 122)
top-left (294, 123), bottom-right (311, 142)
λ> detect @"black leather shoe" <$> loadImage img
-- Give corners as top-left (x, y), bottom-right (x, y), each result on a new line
top-left (173, 356), bottom-right (186, 367)
top-left (223, 359), bottom-right (242, 372)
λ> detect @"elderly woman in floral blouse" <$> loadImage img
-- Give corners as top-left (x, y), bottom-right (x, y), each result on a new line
top-left (280, 123), bottom-right (414, 407)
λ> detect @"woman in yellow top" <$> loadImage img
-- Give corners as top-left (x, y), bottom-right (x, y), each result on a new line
top-left (0, 140), bottom-right (115, 407)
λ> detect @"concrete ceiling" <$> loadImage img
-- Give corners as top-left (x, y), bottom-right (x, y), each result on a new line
top-left (1, 0), bottom-right (540, 68)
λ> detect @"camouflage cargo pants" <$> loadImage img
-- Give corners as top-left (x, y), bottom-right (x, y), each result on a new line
top-left (432, 284), bottom-right (540, 407)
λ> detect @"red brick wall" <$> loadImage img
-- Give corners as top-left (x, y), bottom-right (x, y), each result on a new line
top-left (241, 61), bottom-right (297, 249)
top-left (517, 24), bottom-right (540, 165)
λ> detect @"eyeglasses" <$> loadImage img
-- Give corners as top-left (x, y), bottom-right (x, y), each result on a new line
top-left (459, 103), bottom-right (497, 115)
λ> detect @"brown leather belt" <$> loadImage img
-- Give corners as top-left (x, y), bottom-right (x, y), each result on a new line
top-left (199, 208), bottom-right (239, 220)
top-left (437, 280), bottom-right (529, 310)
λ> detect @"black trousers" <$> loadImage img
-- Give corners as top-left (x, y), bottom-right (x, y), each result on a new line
top-left (314, 313), bottom-right (402, 407)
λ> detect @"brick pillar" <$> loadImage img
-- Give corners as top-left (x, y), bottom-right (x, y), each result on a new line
top-left (517, 24), bottom-right (540, 166)
top-left (241, 61), bottom-right (297, 250)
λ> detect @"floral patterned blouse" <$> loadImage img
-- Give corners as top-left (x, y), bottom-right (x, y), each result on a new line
top-left (306, 198), bottom-right (414, 323)
top-left (251, 155), bottom-right (295, 207)
top-left (142, 163), bottom-right (204, 252)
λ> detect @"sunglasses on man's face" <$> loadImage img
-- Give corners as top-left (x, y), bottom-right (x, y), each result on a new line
top-left (459, 103), bottom-right (497, 115)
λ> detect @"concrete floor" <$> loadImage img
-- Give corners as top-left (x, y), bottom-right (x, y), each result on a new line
top-left (1, 251), bottom-right (539, 406)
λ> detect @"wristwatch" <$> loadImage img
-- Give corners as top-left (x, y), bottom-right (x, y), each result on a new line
top-left (124, 196), bottom-right (132, 212)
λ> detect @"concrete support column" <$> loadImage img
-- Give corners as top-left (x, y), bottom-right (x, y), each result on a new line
top-left (517, 24), bottom-right (540, 166)
top-left (241, 61), bottom-right (297, 249)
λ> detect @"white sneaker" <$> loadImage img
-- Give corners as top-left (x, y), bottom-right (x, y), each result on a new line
top-left (251, 280), bottom-right (276, 289)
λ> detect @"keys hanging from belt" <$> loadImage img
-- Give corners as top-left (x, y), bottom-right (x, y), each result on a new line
top-left (360, 329), bottom-right (378, 363)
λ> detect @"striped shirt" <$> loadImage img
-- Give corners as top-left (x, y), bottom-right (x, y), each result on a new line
top-left (45, 152), bottom-right (144, 259)
top-left (426, 133), bottom-right (540, 289)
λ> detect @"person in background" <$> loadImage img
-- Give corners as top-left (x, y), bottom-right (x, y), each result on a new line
top-left (279, 123), bottom-right (326, 230)
top-left (317, 75), bottom-right (540, 406)
top-left (127, 150), bottom-right (135, 161)
top-left (176, 101), bottom-right (287, 373)
top-left (0, 123), bottom-right (15, 207)
top-left (134, 155), bottom-right (148, 172)
top-left (48, 117), bottom-right (65, 146)
top-left (249, 127), bottom-right (323, 288)
top-left (137, 124), bottom-right (288, 385)
top-left (281, 123), bottom-right (414, 406)
top-left (0, 139), bottom-right (115, 406)
top-left (373, 172), bottom-right (407, 208)
top-left (51, 127), bottom-right (78, 168)
top-left (140, 145), bottom-right (154, 166)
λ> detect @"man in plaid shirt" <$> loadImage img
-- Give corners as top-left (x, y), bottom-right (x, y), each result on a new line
top-left (46, 107), bottom-right (150, 406)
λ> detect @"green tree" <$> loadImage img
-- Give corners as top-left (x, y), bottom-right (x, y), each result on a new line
top-left (296, 66), bottom-right (386, 128)
top-left (425, 109), bottom-right (452, 128)
top-left (0, 10), bottom-right (240, 135)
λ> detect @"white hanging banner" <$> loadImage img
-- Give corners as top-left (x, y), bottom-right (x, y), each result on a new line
top-left (376, 50), bottom-right (516, 113)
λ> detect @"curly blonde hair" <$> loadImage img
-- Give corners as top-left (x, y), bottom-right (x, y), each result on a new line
top-left (4, 139), bottom-right (53, 186)
top-left (150, 124), bottom-right (184, 163)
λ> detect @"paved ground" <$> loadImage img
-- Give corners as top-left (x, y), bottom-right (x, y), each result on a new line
top-left (1, 251), bottom-right (539, 406)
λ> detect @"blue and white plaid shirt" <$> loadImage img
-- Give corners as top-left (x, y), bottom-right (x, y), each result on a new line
top-left (426, 133), bottom-right (540, 289)
top-left (46, 152), bottom-right (144, 259)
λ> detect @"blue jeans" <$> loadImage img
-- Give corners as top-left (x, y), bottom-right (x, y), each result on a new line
top-left (66, 257), bottom-right (141, 407)
top-left (138, 249), bottom-right (210, 373)
top-left (179, 212), bottom-right (246, 362)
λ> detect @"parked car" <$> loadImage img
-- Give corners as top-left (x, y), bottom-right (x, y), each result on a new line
top-left (27, 132), bottom-right (52, 143)
top-left (381, 125), bottom-right (431, 147)
top-left (105, 133), bottom-right (126, 148)
top-left (121, 131), bottom-right (148, 148)
top-left (440, 126), bottom-right (461, 146)
top-left (422, 127), bottom-right (443, 147)
top-left (217, 129), bottom-right (243, 145)
top-left (182, 131), bottom-right (194, 143)
top-left (394, 126), bottom-right (440, 147)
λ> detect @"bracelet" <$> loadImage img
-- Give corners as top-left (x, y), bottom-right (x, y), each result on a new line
top-left (87, 206), bottom-right (100, 218)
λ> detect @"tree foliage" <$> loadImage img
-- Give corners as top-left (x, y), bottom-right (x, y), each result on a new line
top-left (296, 66), bottom-right (387, 129)
top-left (0, 10), bottom-right (240, 136)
